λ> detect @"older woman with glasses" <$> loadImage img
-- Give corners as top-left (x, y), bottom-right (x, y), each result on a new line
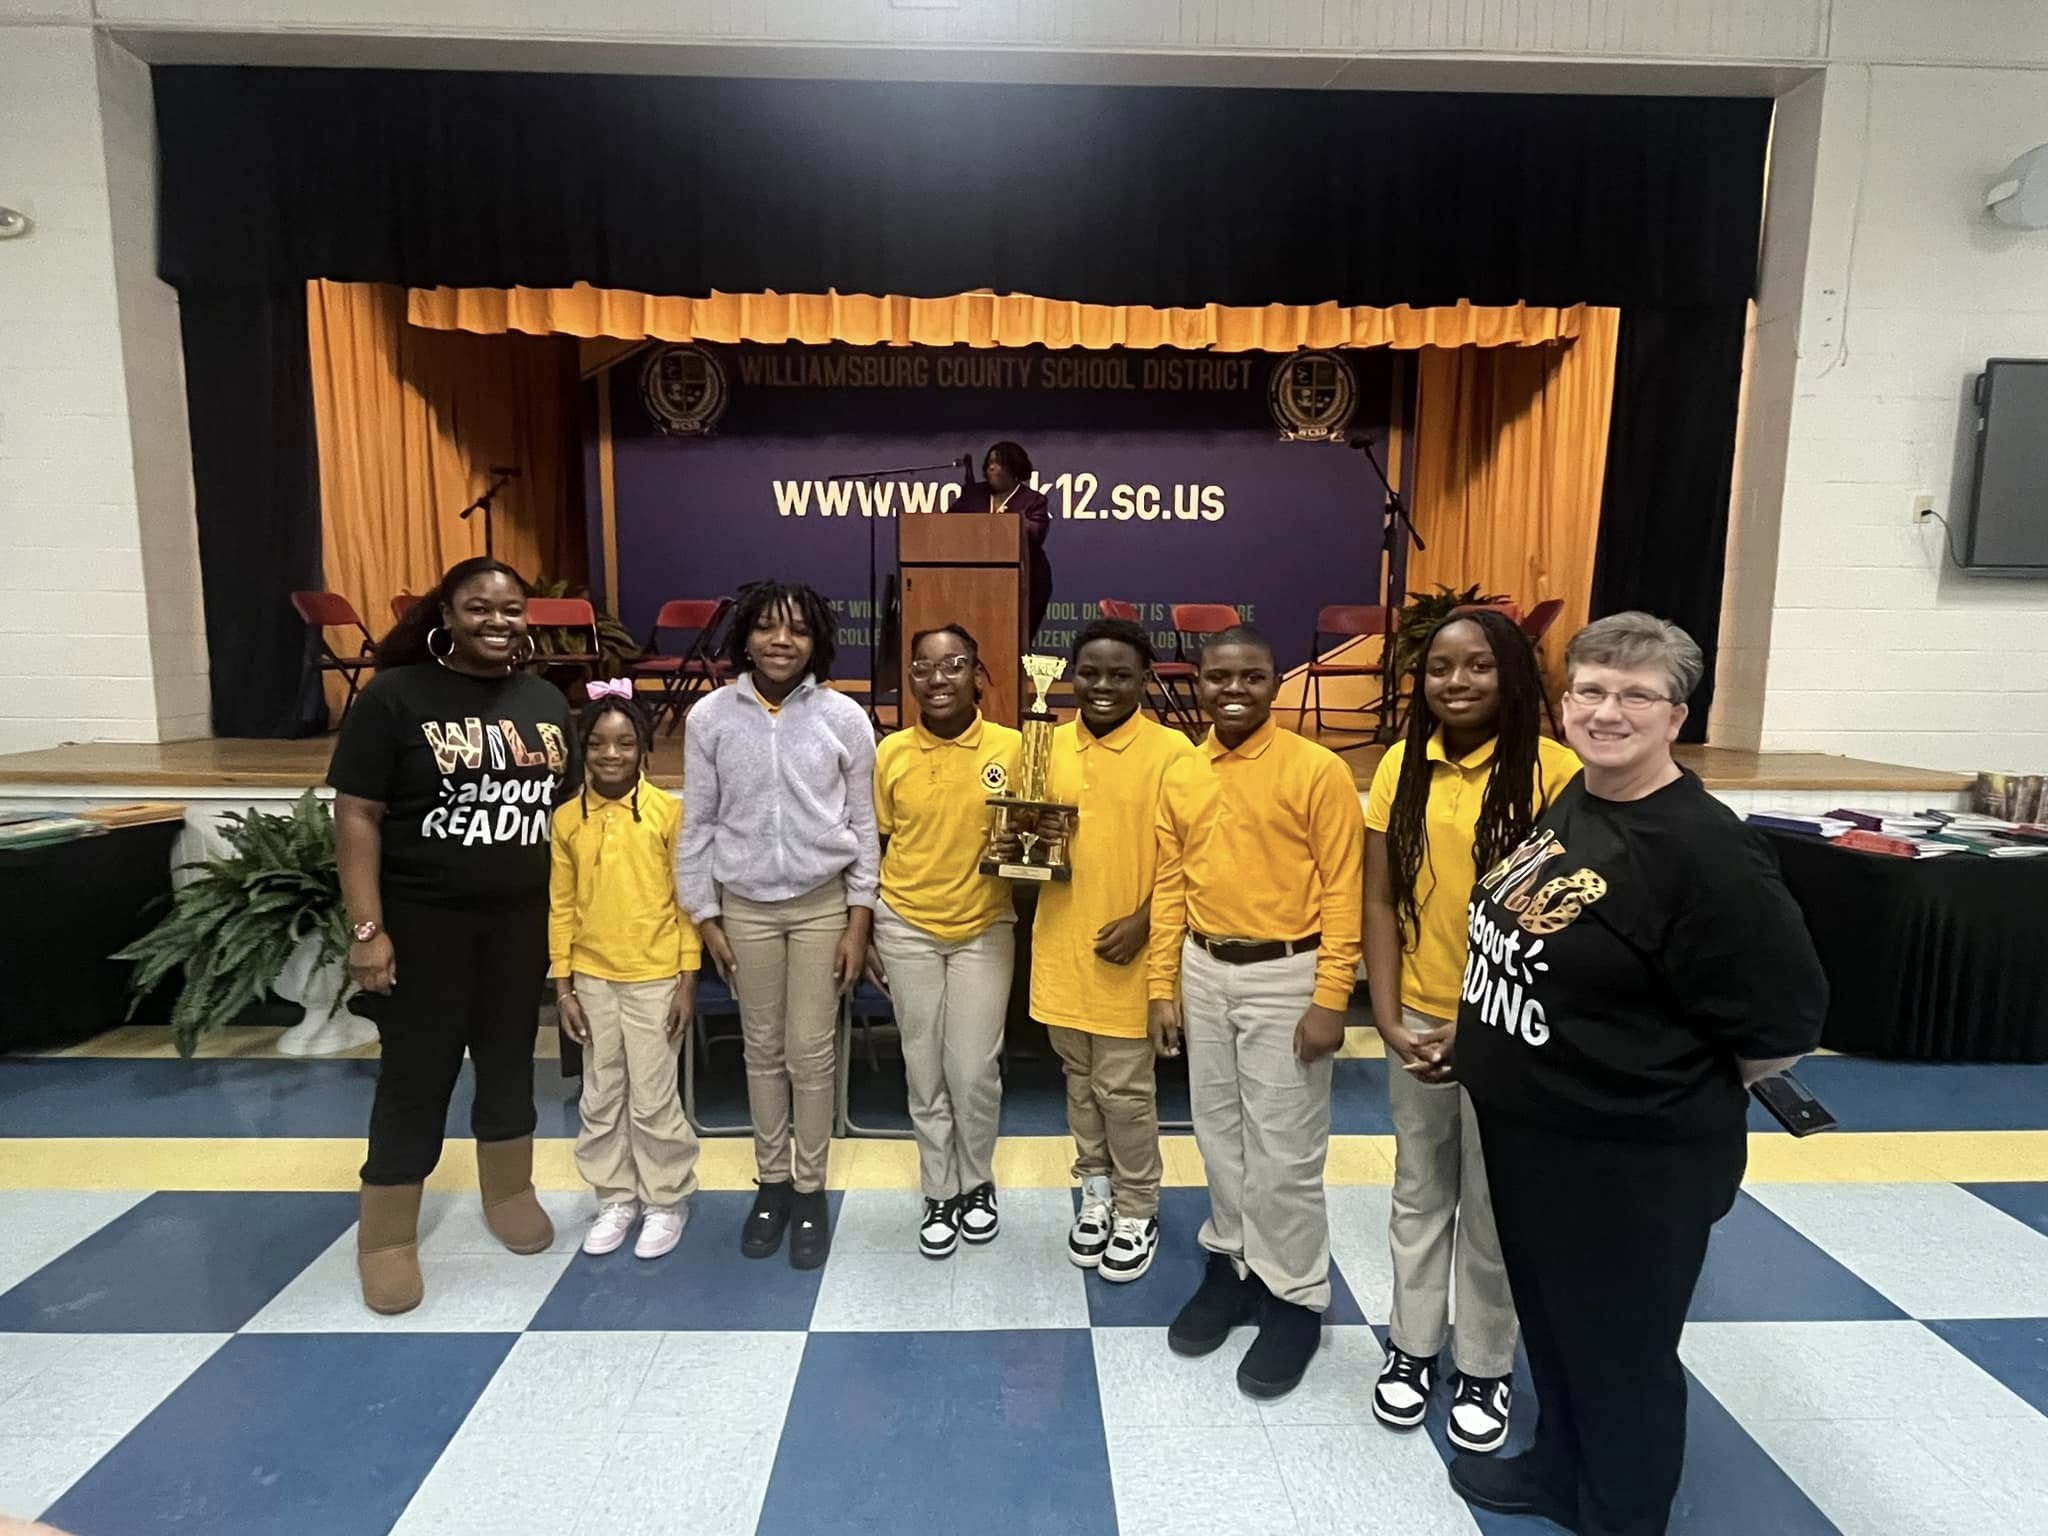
top-left (1444, 612), bottom-right (1826, 1536)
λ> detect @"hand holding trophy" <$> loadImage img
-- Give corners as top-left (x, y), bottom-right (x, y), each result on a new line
top-left (980, 653), bottom-right (1079, 883)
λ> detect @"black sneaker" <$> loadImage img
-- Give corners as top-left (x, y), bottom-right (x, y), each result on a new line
top-left (788, 1189), bottom-right (832, 1270)
top-left (918, 1196), bottom-right (960, 1260)
top-left (1447, 1451), bottom-right (1575, 1525)
top-left (1236, 1295), bottom-right (1321, 1399)
top-left (1371, 1345), bottom-right (1436, 1429)
top-left (1167, 1253), bottom-right (1263, 1357)
top-left (957, 1183), bottom-right (999, 1245)
top-left (740, 1180), bottom-right (792, 1259)
top-left (1448, 1373), bottom-right (1513, 1454)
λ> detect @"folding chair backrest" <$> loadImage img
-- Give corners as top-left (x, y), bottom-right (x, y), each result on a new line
top-left (1521, 598), bottom-right (1565, 644)
top-left (1097, 598), bottom-right (1142, 623)
top-left (390, 593), bottom-right (419, 623)
top-left (1314, 604), bottom-right (1390, 641)
top-left (524, 597), bottom-right (597, 628)
top-left (291, 591), bottom-right (363, 632)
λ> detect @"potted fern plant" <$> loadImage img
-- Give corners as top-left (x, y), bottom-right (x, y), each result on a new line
top-left (114, 791), bottom-right (374, 1058)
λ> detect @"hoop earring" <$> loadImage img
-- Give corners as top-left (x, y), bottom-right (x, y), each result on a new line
top-left (427, 627), bottom-right (454, 660)
top-left (512, 635), bottom-right (536, 666)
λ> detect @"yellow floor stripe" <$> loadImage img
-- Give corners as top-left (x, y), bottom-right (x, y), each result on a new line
top-left (5, 1130), bottom-right (2042, 1193)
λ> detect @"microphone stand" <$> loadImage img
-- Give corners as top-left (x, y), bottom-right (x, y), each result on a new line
top-left (457, 470), bottom-right (517, 561)
top-left (827, 457), bottom-right (973, 730)
top-left (1350, 436), bottom-right (1423, 742)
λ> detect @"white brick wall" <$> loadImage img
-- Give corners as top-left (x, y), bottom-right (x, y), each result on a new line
top-left (0, 24), bottom-right (201, 753)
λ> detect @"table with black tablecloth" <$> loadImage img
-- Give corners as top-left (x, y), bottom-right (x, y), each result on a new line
top-left (0, 821), bottom-right (178, 1053)
top-left (1765, 830), bottom-right (2048, 1062)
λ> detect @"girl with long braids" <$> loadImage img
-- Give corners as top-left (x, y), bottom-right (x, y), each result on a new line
top-left (678, 580), bottom-right (878, 1271)
top-left (1361, 610), bottom-right (1580, 1453)
top-left (549, 683), bottom-right (702, 1261)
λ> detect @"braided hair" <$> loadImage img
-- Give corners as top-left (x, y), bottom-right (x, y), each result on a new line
top-left (1385, 609), bottom-right (1552, 948)
top-left (577, 693), bottom-right (654, 823)
top-left (724, 580), bottom-right (838, 683)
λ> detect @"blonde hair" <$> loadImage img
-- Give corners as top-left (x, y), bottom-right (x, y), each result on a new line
top-left (1565, 612), bottom-right (1703, 703)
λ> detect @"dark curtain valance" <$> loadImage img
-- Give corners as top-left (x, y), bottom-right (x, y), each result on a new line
top-left (155, 71), bottom-right (1768, 309)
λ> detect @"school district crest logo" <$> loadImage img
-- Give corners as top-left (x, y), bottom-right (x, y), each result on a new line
top-left (980, 762), bottom-right (1009, 794)
top-left (1268, 350), bottom-right (1357, 442)
top-left (641, 345), bottom-right (729, 436)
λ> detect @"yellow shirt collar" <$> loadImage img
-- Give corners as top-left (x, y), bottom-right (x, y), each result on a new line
top-left (1425, 729), bottom-right (1498, 771)
top-left (912, 712), bottom-right (986, 751)
top-left (1075, 711), bottom-right (1144, 754)
top-left (1204, 717), bottom-right (1279, 761)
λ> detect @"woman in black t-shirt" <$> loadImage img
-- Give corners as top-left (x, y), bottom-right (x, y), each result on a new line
top-left (1446, 614), bottom-right (1826, 1536)
top-left (328, 557), bottom-right (577, 1316)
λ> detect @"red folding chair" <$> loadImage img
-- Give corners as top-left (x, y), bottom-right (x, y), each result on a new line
top-left (1096, 599), bottom-right (1184, 730)
top-left (1520, 598), bottom-right (1564, 646)
top-left (1302, 604), bottom-right (1395, 736)
top-left (630, 597), bottom-right (734, 734)
top-left (290, 591), bottom-right (378, 723)
top-left (1161, 603), bottom-right (1246, 734)
top-left (389, 593), bottom-right (420, 624)
top-left (1451, 600), bottom-right (1523, 623)
top-left (524, 596), bottom-right (605, 696)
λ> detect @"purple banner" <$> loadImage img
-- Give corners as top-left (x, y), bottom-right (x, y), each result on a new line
top-left (588, 342), bottom-right (1398, 675)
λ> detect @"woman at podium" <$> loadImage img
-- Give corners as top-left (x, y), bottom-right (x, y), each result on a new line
top-left (954, 440), bottom-right (1053, 643)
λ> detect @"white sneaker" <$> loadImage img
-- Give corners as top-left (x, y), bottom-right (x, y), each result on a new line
top-left (1068, 1176), bottom-right (1114, 1268)
top-left (634, 1206), bottom-right (687, 1260)
top-left (583, 1201), bottom-right (639, 1256)
top-left (918, 1196), bottom-right (960, 1260)
top-left (1099, 1214), bottom-right (1159, 1283)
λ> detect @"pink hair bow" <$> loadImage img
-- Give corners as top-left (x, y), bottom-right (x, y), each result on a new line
top-left (587, 678), bottom-right (634, 702)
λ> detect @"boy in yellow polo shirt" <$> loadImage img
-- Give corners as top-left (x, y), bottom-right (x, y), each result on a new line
top-left (870, 626), bottom-right (1024, 1259)
top-left (1032, 618), bottom-right (1197, 1282)
top-left (1149, 625), bottom-right (1364, 1400)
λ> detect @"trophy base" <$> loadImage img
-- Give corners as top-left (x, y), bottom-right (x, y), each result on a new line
top-left (980, 858), bottom-right (1071, 884)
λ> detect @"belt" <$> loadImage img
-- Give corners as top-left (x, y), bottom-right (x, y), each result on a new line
top-left (1189, 929), bottom-right (1322, 966)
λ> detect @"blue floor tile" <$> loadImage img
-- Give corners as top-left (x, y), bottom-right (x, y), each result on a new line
top-left (1961, 1181), bottom-right (2048, 1238)
top-left (44, 1332), bottom-right (513, 1536)
top-left (1688, 1193), bottom-right (1905, 1323)
top-left (1924, 1317), bottom-right (2048, 1414)
top-left (1082, 1186), bottom-right (1367, 1328)
top-left (1749, 1058), bottom-right (2048, 1133)
top-left (756, 1329), bottom-right (1116, 1536)
top-left (0, 1191), bottom-right (358, 1332)
top-left (528, 1191), bottom-right (838, 1331)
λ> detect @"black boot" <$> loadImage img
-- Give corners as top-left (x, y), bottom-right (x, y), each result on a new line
top-left (788, 1188), bottom-right (832, 1270)
top-left (741, 1180), bottom-right (793, 1259)
top-left (1448, 1452), bottom-right (1577, 1526)
top-left (1168, 1253), bottom-right (1263, 1357)
top-left (1236, 1294), bottom-right (1322, 1399)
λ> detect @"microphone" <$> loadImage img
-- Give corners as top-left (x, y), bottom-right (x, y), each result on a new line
top-left (488, 464), bottom-right (522, 479)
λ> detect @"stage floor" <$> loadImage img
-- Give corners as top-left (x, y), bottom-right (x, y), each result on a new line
top-left (0, 729), bottom-right (1975, 796)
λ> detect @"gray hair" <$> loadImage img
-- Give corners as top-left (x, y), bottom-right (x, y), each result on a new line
top-left (1565, 612), bottom-right (1704, 703)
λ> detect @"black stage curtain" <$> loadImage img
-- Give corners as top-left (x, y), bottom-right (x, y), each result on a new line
top-left (178, 285), bottom-right (327, 738)
top-left (1590, 305), bottom-right (1751, 742)
top-left (153, 71), bottom-right (1770, 734)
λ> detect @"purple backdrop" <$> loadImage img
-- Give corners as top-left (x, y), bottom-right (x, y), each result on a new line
top-left (587, 342), bottom-right (1398, 675)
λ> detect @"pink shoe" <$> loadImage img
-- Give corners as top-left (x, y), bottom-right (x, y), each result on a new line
top-left (635, 1206), bottom-right (687, 1259)
top-left (583, 1201), bottom-right (639, 1256)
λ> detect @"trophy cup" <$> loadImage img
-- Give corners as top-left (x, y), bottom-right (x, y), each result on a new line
top-left (980, 653), bottom-right (1079, 883)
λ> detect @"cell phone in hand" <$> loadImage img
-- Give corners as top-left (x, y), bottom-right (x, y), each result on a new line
top-left (1750, 1071), bottom-right (1839, 1137)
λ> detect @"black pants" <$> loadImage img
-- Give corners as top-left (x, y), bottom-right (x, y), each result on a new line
top-left (1477, 1115), bottom-right (1745, 1536)
top-left (360, 896), bottom-right (548, 1186)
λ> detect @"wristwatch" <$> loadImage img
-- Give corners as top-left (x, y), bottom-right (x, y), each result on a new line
top-left (351, 918), bottom-right (380, 943)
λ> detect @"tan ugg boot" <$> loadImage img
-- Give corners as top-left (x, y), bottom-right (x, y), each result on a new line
top-left (357, 1182), bottom-right (424, 1315)
top-left (477, 1135), bottom-right (554, 1254)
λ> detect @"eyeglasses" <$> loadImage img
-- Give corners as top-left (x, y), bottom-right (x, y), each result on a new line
top-left (909, 656), bottom-right (974, 681)
top-left (1565, 685), bottom-right (1673, 711)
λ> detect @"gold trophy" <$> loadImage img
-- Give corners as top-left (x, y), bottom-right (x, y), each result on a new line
top-left (980, 653), bottom-right (1078, 883)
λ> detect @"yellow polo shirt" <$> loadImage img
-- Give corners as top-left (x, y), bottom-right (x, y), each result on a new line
top-left (548, 780), bottom-right (702, 982)
top-left (874, 713), bottom-right (1024, 942)
top-left (1150, 719), bottom-right (1366, 1012)
top-left (1364, 732), bottom-right (1582, 1021)
top-left (1031, 714), bottom-right (1198, 1039)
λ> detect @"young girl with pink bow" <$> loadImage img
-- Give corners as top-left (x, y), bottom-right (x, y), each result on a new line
top-left (548, 680), bottom-right (703, 1259)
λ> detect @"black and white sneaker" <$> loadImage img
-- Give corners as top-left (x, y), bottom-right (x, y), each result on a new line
top-left (958, 1182), bottom-right (999, 1245)
top-left (918, 1197), bottom-right (960, 1260)
top-left (1448, 1373), bottom-right (1513, 1454)
top-left (1372, 1345), bottom-right (1436, 1429)
top-left (1098, 1215), bottom-right (1158, 1282)
top-left (1068, 1176), bottom-right (1113, 1268)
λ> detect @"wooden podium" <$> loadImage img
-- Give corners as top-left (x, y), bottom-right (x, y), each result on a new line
top-left (897, 512), bottom-right (1026, 728)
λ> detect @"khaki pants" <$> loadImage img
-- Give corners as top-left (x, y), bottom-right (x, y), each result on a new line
top-left (574, 975), bottom-right (701, 1209)
top-left (1180, 939), bottom-right (1332, 1310)
top-left (873, 901), bottom-right (1014, 1200)
top-left (1387, 1007), bottom-right (1517, 1376)
top-left (723, 877), bottom-right (848, 1194)
top-left (1047, 1025), bottom-right (1163, 1220)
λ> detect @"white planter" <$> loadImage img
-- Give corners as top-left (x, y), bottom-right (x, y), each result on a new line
top-left (272, 934), bottom-right (377, 1056)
